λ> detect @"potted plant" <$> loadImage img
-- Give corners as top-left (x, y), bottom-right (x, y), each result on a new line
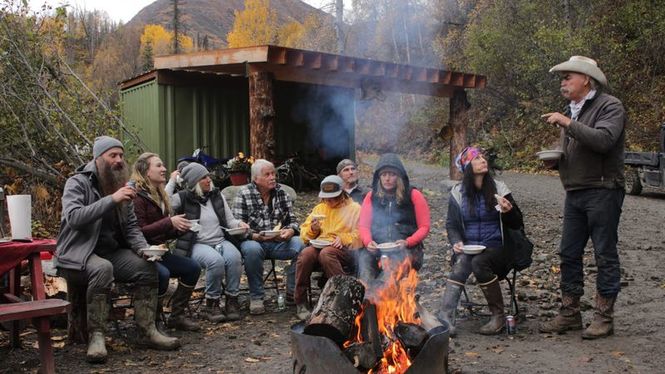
top-left (226, 152), bottom-right (253, 185)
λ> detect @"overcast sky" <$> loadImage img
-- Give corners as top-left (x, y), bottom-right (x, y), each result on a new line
top-left (29, 0), bottom-right (333, 23)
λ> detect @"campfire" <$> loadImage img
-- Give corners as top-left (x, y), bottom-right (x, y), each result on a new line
top-left (291, 257), bottom-right (449, 374)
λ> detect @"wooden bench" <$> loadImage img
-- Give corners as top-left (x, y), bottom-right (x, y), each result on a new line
top-left (0, 298), bottom-right (70, 374)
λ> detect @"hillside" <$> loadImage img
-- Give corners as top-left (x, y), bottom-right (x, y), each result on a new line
top-left (127, 0), bottom-right (324, 49)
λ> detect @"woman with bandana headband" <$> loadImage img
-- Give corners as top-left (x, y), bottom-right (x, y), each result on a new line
top-left (437, 147), bottom-right (524, 335)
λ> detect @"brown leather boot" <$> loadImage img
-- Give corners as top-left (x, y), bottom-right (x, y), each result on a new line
top-left (478, 278), bottom-right (505, 335)
top-left (539, 293), bottom-right (583, 333)
top-left (582, 293), bottom-right (615, 339)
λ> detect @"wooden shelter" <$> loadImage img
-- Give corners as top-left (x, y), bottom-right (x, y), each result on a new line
top-left (119, 45), bottom-right (485, 179)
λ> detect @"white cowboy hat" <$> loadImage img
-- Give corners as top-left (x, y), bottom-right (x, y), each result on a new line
top-left (549, 56), bottom-right (608, 88)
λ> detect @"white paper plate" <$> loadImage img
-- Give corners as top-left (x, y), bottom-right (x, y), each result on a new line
top-left (536, 150), bottom-right (564, 161)
top-left (142, 246), bottom-right (168, 257)
top-left (225, 227), bottom-right (247, 236)
top-left (377, 242), bottom-right (401, 252)
top-left (310, 239), bottom-right (332, 249)
top-left (462, 245), bottom-right (486, 255)
top-left (259, 230), bottom-right (280, 238)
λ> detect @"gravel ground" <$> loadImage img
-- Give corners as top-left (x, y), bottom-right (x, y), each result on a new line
top-left (2, 154), bottom-right (665, 373)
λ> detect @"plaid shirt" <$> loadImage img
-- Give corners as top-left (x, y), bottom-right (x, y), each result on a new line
top-left (233, 183), bottom-right (299, 233)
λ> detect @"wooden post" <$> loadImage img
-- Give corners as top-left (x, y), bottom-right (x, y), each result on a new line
top-left (248, 69), bottom-right (276, 161)
top-left (449, 88), bottom-right (470, 180)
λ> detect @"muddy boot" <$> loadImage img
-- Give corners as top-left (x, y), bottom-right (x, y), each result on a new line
top-left (225, 295), bottom-right (241, 321)
top-left (86, 294), bottom-right (109, 364)
top-left (155, 295), bottom-right (170, 335)
top-left (167, 283), bottom-right (200, 331)
top-left (478, 278), bottom-right (505, 335)
top-left (582, 293), bottom-right (616, 339)
top-left (436, 281), bottom-right (463, 337)
top-left (134, 286), bottom-right (181, 350)
top-left (539, 293), bottom-right (583, 333)
top-left (201, 298), bottom-right (227, 323)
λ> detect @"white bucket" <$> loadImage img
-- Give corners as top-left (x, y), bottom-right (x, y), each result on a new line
top-left (6, 194), bottom-right (32, 241)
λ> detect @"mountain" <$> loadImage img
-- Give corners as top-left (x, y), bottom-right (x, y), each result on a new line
top-left (126, 0), bottom-right (324, 49)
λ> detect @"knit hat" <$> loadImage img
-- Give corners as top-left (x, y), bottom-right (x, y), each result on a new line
top-left (455, 146), bottom-right (482, 172)
top-left (319, 175), bottom-right (344, 198)
top-left (92, 136), bottom-right (123, 159)
top-left (181, 163), bottom-right (209, 189)
top-left (336, 159), bottom-right (357, 175)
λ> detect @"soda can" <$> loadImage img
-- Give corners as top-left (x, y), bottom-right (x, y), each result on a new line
top-left (505, 315), bottom-right (517, 335)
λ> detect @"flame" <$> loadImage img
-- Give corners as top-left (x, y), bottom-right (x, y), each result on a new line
top-left (346, 256), bottom-right (421, 373)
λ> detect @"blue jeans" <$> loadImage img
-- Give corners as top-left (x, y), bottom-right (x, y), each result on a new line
top-left (191, 241), bottom-right (242, 299)
top-left (240, 236), bottom-right (304, 299)
top-left (156, 252), bottom-right (202, 296)
top-left (559, 188), bottom-right (624, 297)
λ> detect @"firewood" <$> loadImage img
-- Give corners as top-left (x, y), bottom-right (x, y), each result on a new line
top-left (343, 342), bottom-right (380, 370)
top-left (304, 275), bottom-right (365, 345)
top-left (360, 302), bottom-right (383, 361)
top-left (394, 322), bottom-right (429, 357)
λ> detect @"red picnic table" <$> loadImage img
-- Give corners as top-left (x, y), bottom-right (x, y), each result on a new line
top-left (0, 239), bottom-right (70, 374)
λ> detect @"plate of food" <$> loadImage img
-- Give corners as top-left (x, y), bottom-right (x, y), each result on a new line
top-left (536, 150), bottom-right (564, 161)
top-left (377, 242), bottom-right (401, 253)
top-left (141, 245), bottom-right (168, 257)
top-left (310, 239), bottom-right (332, 249)
top-left (259, 230), bottom-right (281, 238)
top-left (225, 227), bottom-right (248, 236)
top-left (462, 245), bottom-right (486, 255)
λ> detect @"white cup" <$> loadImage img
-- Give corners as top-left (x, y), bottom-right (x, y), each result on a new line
top-left (7, 194), bottom-right (32, 241)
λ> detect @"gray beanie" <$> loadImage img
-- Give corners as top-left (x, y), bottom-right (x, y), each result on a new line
top-left (336, 159), bottom-right (357, 175)
top-left (181, 163), bottom-right (209, 189)
top-left (92, 136), bottom-right (123, 159)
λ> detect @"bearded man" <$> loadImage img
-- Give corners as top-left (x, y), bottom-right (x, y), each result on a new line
top-left (55, 136), bottom-right (180, 364)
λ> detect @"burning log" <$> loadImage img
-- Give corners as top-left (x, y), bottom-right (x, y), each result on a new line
top-left (304, 275), bottom-right (365, 345)
top-left (394, 322), bottom-right (428, 358)
top-left (360, 302), bottom-right (383, 362)
top-left (343, 342), bottom-right (378, 370)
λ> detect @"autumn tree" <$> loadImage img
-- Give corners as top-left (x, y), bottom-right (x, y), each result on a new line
top-left (227, 0), bottom-right (277, 48)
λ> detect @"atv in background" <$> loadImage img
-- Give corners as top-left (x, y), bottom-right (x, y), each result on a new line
top-left (624, 123), bottom-right (665, 195)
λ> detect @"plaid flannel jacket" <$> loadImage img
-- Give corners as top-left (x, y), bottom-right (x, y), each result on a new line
top-left (233, 183), bottom-right (299, 233)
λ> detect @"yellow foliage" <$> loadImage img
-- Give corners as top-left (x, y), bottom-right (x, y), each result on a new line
top-left (227, 0), bottom-right (277, 48)
top-left (278, 21), bottom-right (305, 48)
top-left (140, 24), bottom-right (193, 56)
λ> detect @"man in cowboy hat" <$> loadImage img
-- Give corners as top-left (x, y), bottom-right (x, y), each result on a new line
top-left (539, 56), bottom-right (626, 339)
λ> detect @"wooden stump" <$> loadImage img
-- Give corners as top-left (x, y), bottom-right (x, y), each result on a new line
top-left (304, 275), bottom-right (365, 345)
top-left (65, 278), bottom-right (87, 343)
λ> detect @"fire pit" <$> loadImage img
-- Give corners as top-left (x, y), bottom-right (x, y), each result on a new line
top-left (290, 258), bottom-right (450, 374)
top-left (291, 323), bottom-right (449, 374)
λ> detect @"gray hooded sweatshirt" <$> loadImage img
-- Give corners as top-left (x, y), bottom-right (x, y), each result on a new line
top-left (54, 160), bottom-right (148, 271)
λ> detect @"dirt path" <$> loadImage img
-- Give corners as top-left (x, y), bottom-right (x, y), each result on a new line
top-left (2, 156), bottom-right (664, 373)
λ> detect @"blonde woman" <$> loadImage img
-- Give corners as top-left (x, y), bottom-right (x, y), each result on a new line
top-left (131, 153), bottom-right (201, 331)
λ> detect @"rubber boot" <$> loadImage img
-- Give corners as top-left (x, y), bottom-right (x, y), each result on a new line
top-left (133, 286), bottom-right (181, 350)
top-left (582, 293), bottom-right (616, 339)
top-left (436, 281), bottom-right (464, 337)
top-left (86, 294), bottom-right (109, 364)
top-left (225, 295), bottom-right (241, 321)
top-left (201, 298), bottom-right (227, 323)
top-left (478, 278), bottom-right (505, 335)
top-left (167, 283), bottom-right (200, 331)
top-left (539, 293), bottom-right (583, 333)
top-left (155, 295), bottom-right (170, 335)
